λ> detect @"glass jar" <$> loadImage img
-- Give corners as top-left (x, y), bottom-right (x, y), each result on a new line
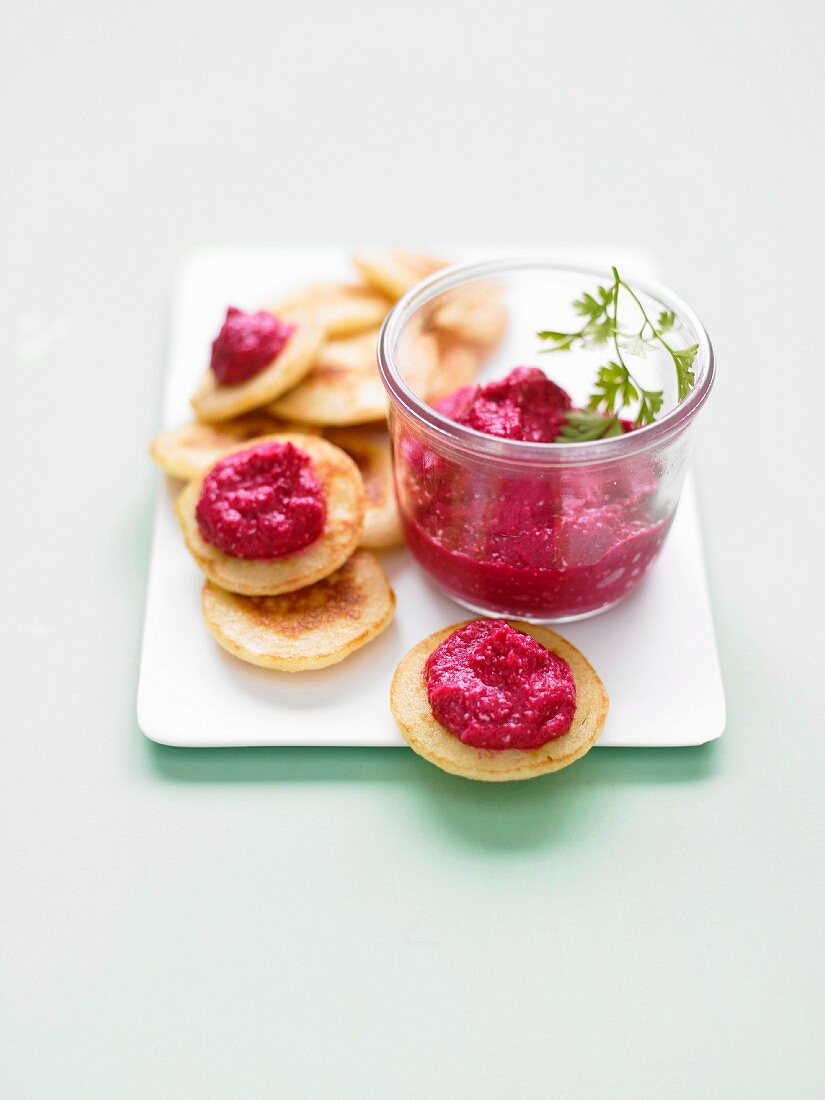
top-left (377, 257), bottom-right (715, 622)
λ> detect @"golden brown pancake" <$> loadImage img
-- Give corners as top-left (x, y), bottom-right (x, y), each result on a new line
top-left (190, 316), bottom-right (324, 423)
top-left (270, 282), bottom-right (392, 338)
top-left (174, 433), bottom-right (364, 596)
top-left (390, 620), bottom-right (609, 781)
top-left (268, 329), bottom-right (387, 425)
top-left (325, 427), bottom-right (403, 549)
top-left (392, 319), bottom-right (444, 404)
top-left (201, 550), bottom-right (395, 671)
top-left (429, 283), bottom-right (508, 348)
top-left (149, 413), bottom-right (319, 481)
top-left (427, 337), bottom-right (481, 402)
top-left (351, 250), bottom-right (448, 301)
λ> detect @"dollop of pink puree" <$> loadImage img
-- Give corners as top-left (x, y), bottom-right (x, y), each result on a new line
top-left (211, 307), bottom-right (295, 385)
top-left (435, 366), bottom-right (573, 441)
top-left (425, 619), bottom-right (576, 750)
top-left (196, 441), bottom-right (325, 559)
top-left (397, 368), bottom-right (667, 618)
top-left (435, 367), bottom-right (635, 442)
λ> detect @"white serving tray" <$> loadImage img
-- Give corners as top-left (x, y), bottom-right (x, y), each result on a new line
top-left (138, 243), bottom-right (725, 748)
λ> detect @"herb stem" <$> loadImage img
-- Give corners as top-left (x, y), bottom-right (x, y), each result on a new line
top-left (609, 270), bottom-right (646, 396)
top-left (614, 269), bottom-right (678, 362)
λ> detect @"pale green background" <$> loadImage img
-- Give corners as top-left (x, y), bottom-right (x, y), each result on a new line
top-left (1, 1), bottom-right (823, 1096)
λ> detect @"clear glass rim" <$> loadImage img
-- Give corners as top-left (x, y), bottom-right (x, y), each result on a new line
top-left (377, 255), bottom-right (715, 465)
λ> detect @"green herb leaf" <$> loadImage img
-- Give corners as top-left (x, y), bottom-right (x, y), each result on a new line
top-left (555, 410), bottom-right (625, 443)
top-left (672, 343), bottom-right (698, 400)
top-left (536, 330), bottom-right (579, 353)
top-left (536, 330), bottom-right (573, 341)
top-left (657, 309), bottom-right (676, 333)
top-left (589, 317), bottom-right (615, 345)
top-left (587, 362), bottom-right (638, 414)
top-left (536, 285), bottom-right (616, 354)
top-left (573, 291), bottom-right (608, 321)
top-left (637, 388), bottom-right (664, 426)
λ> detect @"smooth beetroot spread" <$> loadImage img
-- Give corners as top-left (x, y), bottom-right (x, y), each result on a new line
top-left (210, 307), bottom-right (295, 385)
top-left (195, 441), bottom-right (325, 559)
top-left (425, 619), bottom-right (576, 750)
top-left (435, 366), bottom-right (573, 441)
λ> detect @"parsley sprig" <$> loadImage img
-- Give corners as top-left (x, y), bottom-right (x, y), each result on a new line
top-left (537, 266), bottom-right (698, 440)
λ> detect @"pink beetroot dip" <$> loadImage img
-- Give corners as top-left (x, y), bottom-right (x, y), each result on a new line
top-left (210, 307), bottom-right (295, 385)
top-left (425, 619), bottom-right (576, 750)
top-left (435, 367), bottom-right (634, 443)
top-left (396, 368), bottom-right (667, 619)
top-left (435, 366), bottom-right (573, 441)
top-left (195, 441), bottom-right (325, 559)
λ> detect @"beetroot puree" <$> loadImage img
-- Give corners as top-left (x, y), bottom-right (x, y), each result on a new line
top-left (425, 619), bottom-right (576, 750)
top-left (436, 366), bottom-right (573, 441)
top-left (211, 307), bottom-right (295, 385)
top-left (396, 368), bottom-right (668, 618)
top-left (196, 441), bottom-right (325, 559)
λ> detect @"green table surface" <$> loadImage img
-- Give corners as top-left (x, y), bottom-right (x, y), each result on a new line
top-left (2, 1), bottom-right (823, 1096)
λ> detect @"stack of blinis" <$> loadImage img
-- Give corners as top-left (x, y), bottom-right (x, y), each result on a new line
top-left (150, 250), bottom-right (507, 672)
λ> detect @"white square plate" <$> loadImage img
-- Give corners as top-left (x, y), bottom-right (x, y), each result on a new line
top-left (138, 243), bottom-right (725, 748)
